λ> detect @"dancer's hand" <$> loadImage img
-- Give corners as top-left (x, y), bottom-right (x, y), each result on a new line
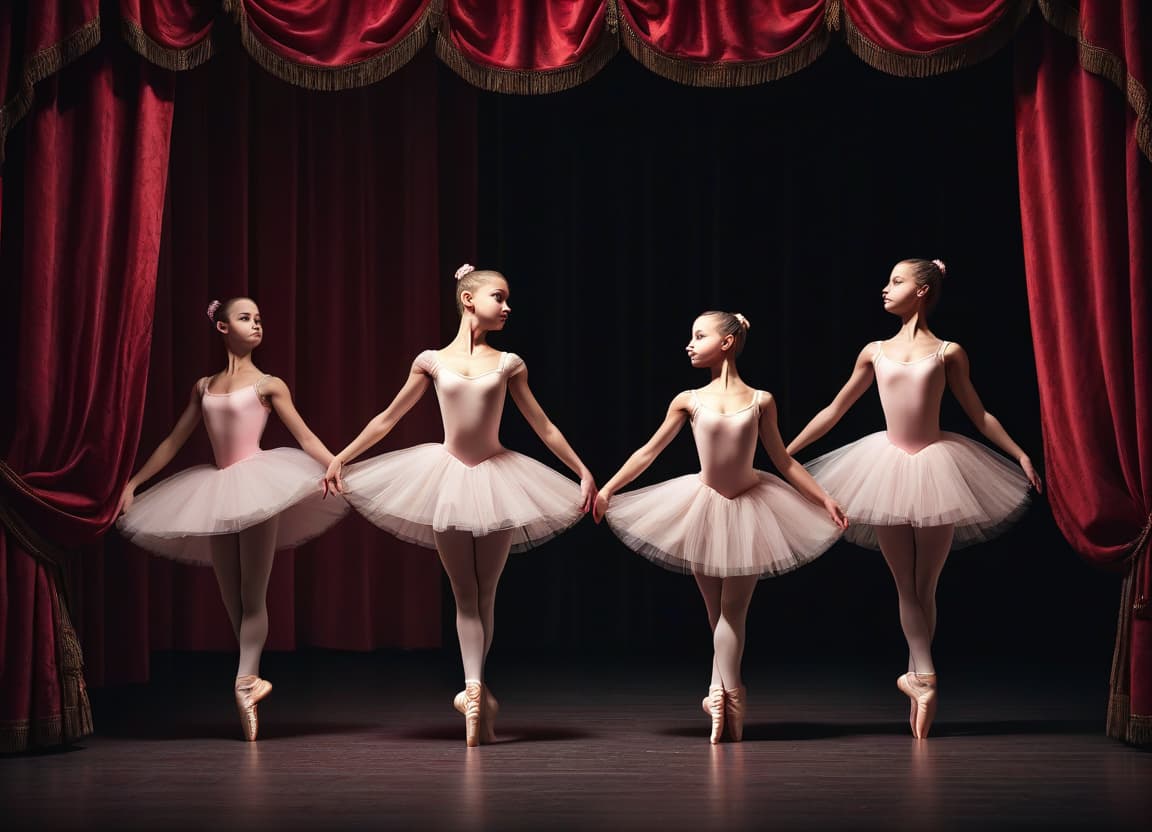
top-left (592, 490), bottom-right (611, 524)
top-left (323, 457), bottom-right (346, 497)
top-left (824, 497), bottom-right (849, 530)
top-left (115, 483), bottom-right (135, 516)
top-left (1019, 454), bottom-right (1043, 493)
top-left (579, 474), bottom-right (598, 514)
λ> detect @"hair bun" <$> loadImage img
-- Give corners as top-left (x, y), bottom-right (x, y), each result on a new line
top-left (931, 259), bottom-right (947, 277)
top-left (734, 312), bottom-right (751, 330)
top-left (455, 263), bottom-right (476, 281)
top-left (206, 299), bottom-right (221, 322)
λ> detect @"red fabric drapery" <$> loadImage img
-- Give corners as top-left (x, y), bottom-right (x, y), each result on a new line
top-left (1015, 7), bottom-right (1151, 746)
top-left (3, 4), bottom-right (1148, 148)
top-left (0, 42), bottom-right (174, 751)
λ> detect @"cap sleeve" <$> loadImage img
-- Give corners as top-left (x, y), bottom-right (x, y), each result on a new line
top-left (412, 350), bottom-right (438, 375)
top-left (504, 352), bottom-right (526, 377)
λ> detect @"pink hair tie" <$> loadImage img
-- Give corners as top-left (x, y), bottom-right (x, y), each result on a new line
top-left (206, 300), bottom-right (221, 322)
top-left (931, 259), bottom-right (947, 276)
top-left (455, 264), bottom-right (476, 281)
top-left (734, 313), bottom-right (751, 330)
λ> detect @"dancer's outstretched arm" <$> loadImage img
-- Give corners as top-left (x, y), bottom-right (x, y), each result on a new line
top-left (508, 369), bottom-right (597, 512)
top-left (260, 377), bottom-right (337, 468)
top-left (117, 379), bottom-right (204, 515)
top-left (324, 367), bottom-right (431, 493)
top-left (757, 393), bottom-right (848, 529)
top-left (786, 344), bottom-right (876, 455)
top-left (943, 343), bottom-right (1042, 492)
top-left (592, 392), bottom-right (692, 523)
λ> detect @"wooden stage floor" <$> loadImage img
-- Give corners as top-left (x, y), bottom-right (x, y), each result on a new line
top-left (3, 651), bottom-right (1149, 830)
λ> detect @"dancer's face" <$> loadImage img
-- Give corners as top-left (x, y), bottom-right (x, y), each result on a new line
top-left (466, 277), bottom-right (511, 330)
top-left (881, 264), bottom-right (926, 315)
top-left (686, 316), bottom-right (730, 367)
top-left (218, 299), bottom-right (263, 348)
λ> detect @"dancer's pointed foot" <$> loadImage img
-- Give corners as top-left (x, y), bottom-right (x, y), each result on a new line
top-left (723, 686), bottom-right (746, 743)
top-left (896, 672), bottom-right (938, 739)
top-left (234, 675), bottom-right (272, 742)
top-left (454, 686), bottom-right (499, 744)
top-left (461, 681), bottom-right (483, 748)
top-left (703, 686), bottom-right (726, 744)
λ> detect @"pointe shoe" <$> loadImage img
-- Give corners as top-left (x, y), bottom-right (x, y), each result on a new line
top-left (234, 675), bottom-right (273, 742)
top-left (723, 686), bottom-right (747, 743)
top-left (455, 687), bottom-right (499, 744)
top-left (896, 672), bottom-right (938, 739)
top-left (461, 681), bottom-right (483, 748)
top-left (702, 686), bottom-right (726, 744)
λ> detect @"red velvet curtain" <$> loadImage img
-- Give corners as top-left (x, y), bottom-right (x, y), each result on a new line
top-left (1015, 6), bottom-right (1152, 746)
top-left (0, 41), bottom-right (174, 751)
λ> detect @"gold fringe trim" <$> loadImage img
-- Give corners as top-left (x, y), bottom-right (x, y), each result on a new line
top-left (842, 0), bottom-right (1033, 78)
top-left (1036, 1), bottom-right (1152, 167)
top-left (0, 510), bottom-right (92, 753)
top-left (435, 3), bottom-right (619, 94)
top-left (221, 0), bottom-right (435, 91)
top-left (618, 8), bottom-right (829, 88)
top-left (119, 17), bottom-right (220, 72)
top-left (0, 16), bottom-right (102, 164)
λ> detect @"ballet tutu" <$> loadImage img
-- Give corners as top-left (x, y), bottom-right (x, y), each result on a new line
top-left (605, 471), bottom-right (841, 578)
top-left (342, 443), bottom-right (584, 552)
top-left (804, 431), bottom-right (1031, 549)
top-left (117, 448), bottom-right (349, 565)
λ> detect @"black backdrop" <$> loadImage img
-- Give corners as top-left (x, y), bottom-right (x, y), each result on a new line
top-left (464, 44), bottom-right (1119, 670)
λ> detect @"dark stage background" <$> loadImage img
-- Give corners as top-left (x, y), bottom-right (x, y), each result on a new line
top-left (470, 45), bottom-right (1119, 670)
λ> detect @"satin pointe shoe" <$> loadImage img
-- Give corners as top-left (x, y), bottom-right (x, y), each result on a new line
top-left (455, 686), bottom-right (499, 744)
top-left (897, 672), bottom-right (938, 739)
top-left (702, 685), bottom-right (726, 744)
top-left (459, 681), bottom-right (483, 747)
top-left (723, 686), bottom-right (747, 743)
top-left (234, 675), bottom-right (273, 742)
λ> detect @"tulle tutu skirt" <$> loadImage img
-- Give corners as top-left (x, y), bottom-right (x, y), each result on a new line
top-left (342, 444), bottom-right (583, 553)
top-left (117, 448), bottom-right (349, 565)
top-left (804, 431), bottom-right (1031, 549)
top-left (605, 472), bottom-right (841, 578)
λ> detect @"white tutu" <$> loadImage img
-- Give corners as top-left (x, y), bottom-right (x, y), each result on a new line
top-left (117, 448), bottom-right (349, 565)
top-left (805, 431), bottom-right (1031, 549)
top-left (343, 443), bottom-right (584, 552)
top-left (606, 471), bottom-right (841, 578)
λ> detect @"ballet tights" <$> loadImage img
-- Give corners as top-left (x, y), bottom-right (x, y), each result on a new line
top-left (435, 529), bottom-right (514, 682)
top-left (210, 516), bottom-right (279, 679)
top-left (694, 574), bottom-right (759, 689)
top-left (875, 524), bottom-right (954, 676)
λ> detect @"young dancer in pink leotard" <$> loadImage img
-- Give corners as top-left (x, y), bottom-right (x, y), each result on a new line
top-left (788, 259), bottom-right (1041, 739)
top-left (324, 265), bottom-right (596, 747)
top-left (118, 298), bottom-right (348, 741)
top-left (594, 311), bottom-right (848, 743)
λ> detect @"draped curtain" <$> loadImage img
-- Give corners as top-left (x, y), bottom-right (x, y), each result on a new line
top-left (1, 0), bottom-right (1148, 751)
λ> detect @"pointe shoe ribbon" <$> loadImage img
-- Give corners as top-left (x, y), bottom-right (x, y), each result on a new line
top-left (234, 675), bottom-right (272, 742)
